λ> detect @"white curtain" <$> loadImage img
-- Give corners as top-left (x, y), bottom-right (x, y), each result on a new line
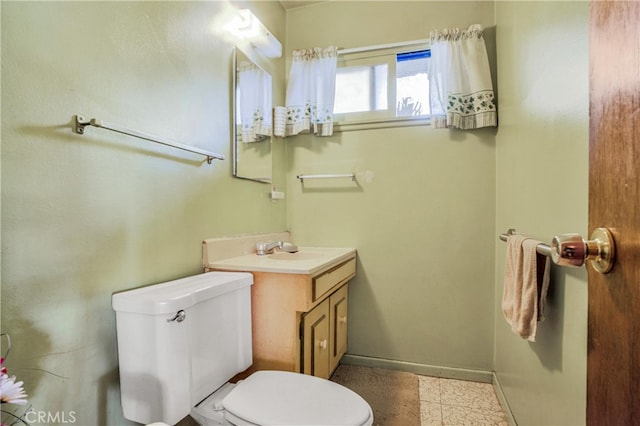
top-left (238, 61), bottom-right (272, 143)
top-left (429, 25), bottom-right (497, 130)
top-left (285, 46), bottom-right (338, 137)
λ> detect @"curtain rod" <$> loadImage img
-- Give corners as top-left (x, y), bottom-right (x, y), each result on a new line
top-left (337, 38), bottom-right (430, 55)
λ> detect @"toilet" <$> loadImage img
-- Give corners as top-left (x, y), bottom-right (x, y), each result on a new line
top-left (112, 272), bottom-right (373, 426)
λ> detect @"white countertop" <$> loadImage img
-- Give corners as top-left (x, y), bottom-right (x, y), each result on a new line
top-left (206, 247), bottom-right (356, 275)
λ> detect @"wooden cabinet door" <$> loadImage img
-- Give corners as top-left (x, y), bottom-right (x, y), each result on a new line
top-left (302, 298), bottom-right (330, 379)
top-left (329, 285), bottom-right (348, 374)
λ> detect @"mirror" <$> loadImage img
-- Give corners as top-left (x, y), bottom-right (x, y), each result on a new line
top-left (233, 47), bottom-right (273, 183)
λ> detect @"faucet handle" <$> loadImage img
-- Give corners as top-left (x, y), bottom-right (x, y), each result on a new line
top-left (255, 241), bottom-right (283, 255)
top-left (255, 241), bottom-right (267, 255)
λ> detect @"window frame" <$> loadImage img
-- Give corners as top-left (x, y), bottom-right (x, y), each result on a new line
top-left (333, 54), bottom-right (394, 122)
top-left (333, 41), bottom-right (431, 132)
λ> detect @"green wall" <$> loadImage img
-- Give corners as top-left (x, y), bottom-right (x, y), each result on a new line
top-left (1, 1), bottom-right (590, 425)
top-left (285, 1), bottom-right (589, 424)
top-left (285, 1), bottom-right (497, 372)
top-left (1, 1), bottom-right (285, 424)
top-left (494, 2), bottom-right (589, 424)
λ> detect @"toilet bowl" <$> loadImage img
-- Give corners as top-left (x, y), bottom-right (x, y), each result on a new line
top-left (112, 272), bottom-right (373, 426)
top-left (191, 371), bottom-right (373, 426)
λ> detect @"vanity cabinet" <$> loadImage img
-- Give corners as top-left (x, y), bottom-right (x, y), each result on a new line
top-left (213, 256), bottom-right (355, 380)
top-left (302, 284), bottom-right (349, 378)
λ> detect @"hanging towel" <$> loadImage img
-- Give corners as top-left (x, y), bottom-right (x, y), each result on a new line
top-left (502, 235), bottom-right (551, 342)
top-left (273, 106), bottom-right (287, 137)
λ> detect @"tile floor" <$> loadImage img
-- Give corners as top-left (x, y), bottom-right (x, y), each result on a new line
top-left (419, 376), bottom-right (508, 425)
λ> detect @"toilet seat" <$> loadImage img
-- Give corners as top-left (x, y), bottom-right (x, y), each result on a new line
top-left (223, 371), bottom-right (373, 426)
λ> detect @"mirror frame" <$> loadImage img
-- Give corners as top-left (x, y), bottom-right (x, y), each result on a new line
top-left (232, 47), bottom-right (273, 184)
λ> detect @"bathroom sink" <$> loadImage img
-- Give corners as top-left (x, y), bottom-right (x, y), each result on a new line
top-left (206, 246), bottom-right (356, 275)
top-left (268, 251), bottom-right (324, 261)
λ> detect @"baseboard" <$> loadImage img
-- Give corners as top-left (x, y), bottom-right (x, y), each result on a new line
top-left (341, 353), bottom-right (494, 383)
top-left (341, 354), bottom-right (517, 424)
top-left (492, 372), bottom-right (517, 426)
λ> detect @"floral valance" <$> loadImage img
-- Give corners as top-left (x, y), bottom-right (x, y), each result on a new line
top-left (429, 25), bottom-right (497, 130)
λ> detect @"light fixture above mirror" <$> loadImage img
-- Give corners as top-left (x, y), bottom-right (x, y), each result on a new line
top-left (225, 9), bottom-right (282, 58)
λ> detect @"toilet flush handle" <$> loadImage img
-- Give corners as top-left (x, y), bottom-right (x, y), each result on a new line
top-left (167, 310), bottom-right (186, 323)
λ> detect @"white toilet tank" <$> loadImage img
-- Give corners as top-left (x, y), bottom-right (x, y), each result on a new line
top-left (112, 272), bottom-right (254, 425)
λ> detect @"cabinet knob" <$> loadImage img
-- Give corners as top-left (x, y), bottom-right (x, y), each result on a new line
top-left (339, 316), bottom-right (347, 324)
top-left (319, 339), bottom-right (328, 350)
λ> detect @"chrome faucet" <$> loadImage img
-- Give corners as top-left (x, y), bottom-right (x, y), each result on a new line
top-left (256, 241), bottom-right (299, 255)
top-left (256, 241), bottom-right (283, 255)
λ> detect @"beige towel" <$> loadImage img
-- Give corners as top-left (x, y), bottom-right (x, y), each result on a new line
top-left (273, 106), bottom-right (287, 137)
top-left (502, 235), bottom-right (551, 342)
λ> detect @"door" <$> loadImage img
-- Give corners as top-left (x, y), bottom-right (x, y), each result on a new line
top-left (302, 298), bottom-right (330, 379)
top-left (588, 1), bottom-right (640, 423)
top-left (329, 285), bottom-right (349, 374)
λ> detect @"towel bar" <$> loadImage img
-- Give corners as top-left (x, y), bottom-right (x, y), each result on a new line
top-left (73, 114), bottom-right (224, 164)
top-left (498, 229), bottom-right (552, 257)
top-left (499, 228), bottom-right (616, 274)
top-left (296, 173), bottom-right (356, 182)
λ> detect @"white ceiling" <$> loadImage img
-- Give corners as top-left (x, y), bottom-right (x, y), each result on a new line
top-left (279, 1), bottom-right (327, 10)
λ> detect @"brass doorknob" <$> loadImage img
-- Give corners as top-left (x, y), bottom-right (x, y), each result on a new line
top-left (551, 227), bottom-right (615, 274)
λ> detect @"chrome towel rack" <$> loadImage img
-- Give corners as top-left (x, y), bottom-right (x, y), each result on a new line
top-left (296, 173), bottom-right (356, 182)
top-left (499, 228), bottom-right (552, 257)
top-left (499, 227), bottom-right (616, 274)
top-left (73, 115), bottom-right (224, 164)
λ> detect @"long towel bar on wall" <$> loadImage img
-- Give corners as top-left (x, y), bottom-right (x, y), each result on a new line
top-left (296, 173), bottom-right (356, 182)
top-left (73, 115), bottom-right (224, 164)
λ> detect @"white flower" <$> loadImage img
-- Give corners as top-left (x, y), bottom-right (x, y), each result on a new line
top-left (0, 374), bottom-right (28, 405)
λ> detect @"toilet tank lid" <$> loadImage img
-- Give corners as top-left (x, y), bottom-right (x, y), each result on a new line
top-left (112, 272), bottom-right (253, 315)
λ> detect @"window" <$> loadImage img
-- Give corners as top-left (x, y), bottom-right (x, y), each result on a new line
top-left (334, 63), bottom-right (388, 114)
top-left (395, 50), bottom-right (430, 117)
top-left (333, 43), bottom-right (431, 129)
